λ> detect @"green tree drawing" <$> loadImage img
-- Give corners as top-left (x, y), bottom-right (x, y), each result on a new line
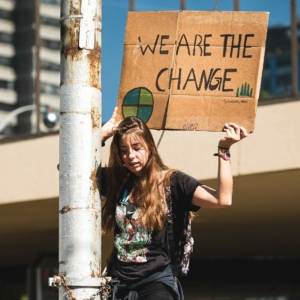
top-left (236, 82), bottom-right (254, 97)
top-left (246, 83), bottom-right (250, 95)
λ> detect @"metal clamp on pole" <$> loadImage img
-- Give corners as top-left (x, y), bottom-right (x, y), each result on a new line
top-left (49, 273), bottom-right (112, 300)
top-left (48, 274), bottom-right (64, 287)
top-left (49, 276), bottom-right (112, 287)
top-left (60, 14), bottom-right (83, 22)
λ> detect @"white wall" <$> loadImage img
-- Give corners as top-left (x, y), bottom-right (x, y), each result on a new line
top-left (1, 100), bottom-right (299, 204)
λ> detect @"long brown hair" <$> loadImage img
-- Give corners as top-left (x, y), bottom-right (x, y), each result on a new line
top-left (102, 117), bottom-right (173, 234)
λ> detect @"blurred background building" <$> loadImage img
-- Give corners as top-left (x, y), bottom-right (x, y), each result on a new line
top-left (261, 24), bottom-right (300, 98)
top-left (0, 0), bottom-right (300, 299)
top-left (0, 0), bottom-right (60, 138)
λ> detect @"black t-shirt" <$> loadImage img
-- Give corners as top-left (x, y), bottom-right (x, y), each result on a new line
top-left (109, 171), bottom-right (201, 283)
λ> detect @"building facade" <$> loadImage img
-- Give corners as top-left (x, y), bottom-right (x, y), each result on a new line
top-left (0, 0), bottom-right (60, 137)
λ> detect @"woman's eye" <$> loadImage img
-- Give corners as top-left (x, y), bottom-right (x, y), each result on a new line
top-left (133, 144), bottom-right (142, 151)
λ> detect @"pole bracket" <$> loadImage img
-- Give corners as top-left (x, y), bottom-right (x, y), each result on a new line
top-left (49, 273), bottom-right (111, 299)
top-left (49, 275), bottom-right (111, 288)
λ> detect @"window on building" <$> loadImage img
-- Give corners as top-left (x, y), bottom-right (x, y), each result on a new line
top-left (40, 38), bottom-right (60, 50)
top-left (0, 9), bottom-right (13, 21)
top-left (0, 80), bottom-right (14, 90)
top-left (0, 56), bottom-right (13, 68)
top-left (40, 60), bottom-right (60, 72)
top-left (40, 82), bottom-right (59, 96)
top-left (41, 0), bottom-right (60, 6)
top-left (0, 32), bottom-right (13, 44)
top-left (40, 16), bottom-right (59, 28)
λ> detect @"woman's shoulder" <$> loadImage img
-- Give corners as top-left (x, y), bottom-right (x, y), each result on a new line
top-left (168, 170), bottom-right (201, 193)
top-left (167, 170), bottom-right (201, 211)
top-left (169, 170), bottom-right (198, 184)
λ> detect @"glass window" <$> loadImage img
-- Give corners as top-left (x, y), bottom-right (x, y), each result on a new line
top-left (41, 0), bottom-right (60, 6)
top-left (40, 60), bottom-right (60, 72)
top-left (260, 23), bottom-right (299, 100)
top-left (40, 16), bottom-right (59, 28)
top-left (0, 9), bottom-right (13, 21)
top-left (0, 80), bottom-right (14, 90)
top-left (0, 32), bottom-right (13, 44)
top-left (0, 56), bottom-right (13, 68)
top-left (41, 38), bottom-right (60, 50)
top-left (40, 82), bottom-right (60, 96)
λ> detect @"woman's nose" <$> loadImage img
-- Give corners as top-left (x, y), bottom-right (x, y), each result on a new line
top-left (128, 149), bottom-right (135, 158)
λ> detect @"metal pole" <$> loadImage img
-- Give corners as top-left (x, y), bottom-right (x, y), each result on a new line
top-left (234, 0), bottom-right (239, 11)
top-left (129, 0), bottom-right (134, 11)
top-left (180, 0), bottom-right (186, 10)
top-left (291, 0), bottom-right (298, 96)
top-left (34, 0), bottom-right (40, 134)
top-left (59, 0), bottom-right (102, 299)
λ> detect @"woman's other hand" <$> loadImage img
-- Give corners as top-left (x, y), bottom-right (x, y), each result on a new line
top-left (218, 122), bottom-right (248, 149)
top-left (101, 107), bottom-right (119, 142)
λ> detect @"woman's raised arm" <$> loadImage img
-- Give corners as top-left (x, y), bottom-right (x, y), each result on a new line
top-left (101, 106), bottom-right (119, 142)
top-left (192, 123), bottom-right (247, 208)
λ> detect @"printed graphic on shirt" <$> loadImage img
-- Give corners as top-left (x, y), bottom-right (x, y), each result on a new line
top-left (115, 192), bottom-right (153, 263)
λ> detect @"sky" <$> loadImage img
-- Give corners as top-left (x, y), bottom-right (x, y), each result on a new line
top-left (101, 0), bottom-right (299, 121)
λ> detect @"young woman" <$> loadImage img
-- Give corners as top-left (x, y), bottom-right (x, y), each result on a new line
top-left (100, 107), bottom-right (247, 300)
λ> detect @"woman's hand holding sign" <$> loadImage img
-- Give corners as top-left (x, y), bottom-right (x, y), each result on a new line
top-left (219, 122), bottom-right (248, 149)
top-left (101, 107), bottom-right (120, 142)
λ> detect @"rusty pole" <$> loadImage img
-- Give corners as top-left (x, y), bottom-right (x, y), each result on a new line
top-left (234, 0), bottom-right (239, 11)
top-left (129, 0), bottom-right (134, 11)
top-left (180, 0), bottom-right (186, 10)
top-left (58, 0), bottom-right (102, 299)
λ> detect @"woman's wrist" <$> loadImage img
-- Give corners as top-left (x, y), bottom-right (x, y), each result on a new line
top-left (101, 133), bottom-right (111, 143)
top-left (218, 145), bottom-right (230, 150)
top-left (101, 136), bottom-right (109, 147)
top-left (101, 126), bottom-right (116, 143)
top-left (214, 146), bottom-right (231, 160)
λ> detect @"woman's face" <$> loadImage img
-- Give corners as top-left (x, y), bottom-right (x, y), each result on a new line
top-left (119, 134), bottom-right (149, 175)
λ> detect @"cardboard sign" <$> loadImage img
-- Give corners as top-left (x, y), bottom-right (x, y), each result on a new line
top-left (116, 11), bottom-right (269, 132)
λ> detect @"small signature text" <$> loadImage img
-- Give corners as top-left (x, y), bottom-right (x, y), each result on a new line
top-left (223, 99), bottom-right (248, 104)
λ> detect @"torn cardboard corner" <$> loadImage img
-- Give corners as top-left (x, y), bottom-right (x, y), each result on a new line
top-left (116, 11), bottom-right (269, 132)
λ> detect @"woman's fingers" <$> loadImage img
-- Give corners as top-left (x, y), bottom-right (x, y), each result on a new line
top-left (108, 106), bottom-right (118, 124)
top-left (228, 122), bottom-right (239, 129)
top-left (223, 123), bottom-right (248, 141)
top-left (227, 123), bottom-right (241, 137)
top-left (224, 123), bottom-right (239, 138)
top-left (219, 123), bottom-right (247, 148)
top-left (101, 107), bottom-right (120, 140)
top-left (111, 106), bottom-right (118, 119)
top-left (240, 126), bottom-right (248, 139)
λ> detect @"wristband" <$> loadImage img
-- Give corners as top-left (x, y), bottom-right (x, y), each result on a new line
top-left (218, 146), bottom-right (230, 150)
top-left (214, 148), bottom-right (231, 160)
